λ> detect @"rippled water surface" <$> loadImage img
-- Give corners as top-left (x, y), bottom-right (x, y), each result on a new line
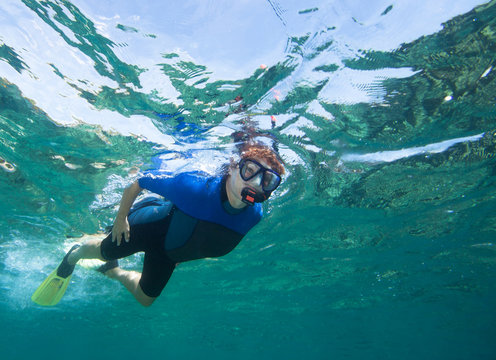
top-left (1, 1), bottom-right (495, 359)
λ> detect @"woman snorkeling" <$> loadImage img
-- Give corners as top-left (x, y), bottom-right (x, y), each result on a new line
top-left (32, 142), bottom-right (285, 307)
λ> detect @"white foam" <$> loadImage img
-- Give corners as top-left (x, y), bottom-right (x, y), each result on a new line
top-left (342, 133), bottom-right (484, 163)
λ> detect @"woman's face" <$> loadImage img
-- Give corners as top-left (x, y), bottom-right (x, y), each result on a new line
top-left (231, 157), bottom-right (272, 192)
top-left (226, 158), bottom-right (280, 208)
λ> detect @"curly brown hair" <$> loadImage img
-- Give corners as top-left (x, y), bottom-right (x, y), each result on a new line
top-left (240, 143), bottom-right (285, 175)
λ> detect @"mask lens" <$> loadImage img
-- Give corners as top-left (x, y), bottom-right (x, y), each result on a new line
top-left (240, 160), bottom-right (261, 181)
top-left (262, 171), bottom-right (281, 192)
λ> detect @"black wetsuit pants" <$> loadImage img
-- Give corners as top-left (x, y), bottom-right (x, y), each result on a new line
top-left (100, 198), bottom-right (176, 298)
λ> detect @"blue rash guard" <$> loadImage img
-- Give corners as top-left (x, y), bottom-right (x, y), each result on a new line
top-left (139, 171), bottom-right (262, 239)
top-left (100, 170), bottom-right (263, 298)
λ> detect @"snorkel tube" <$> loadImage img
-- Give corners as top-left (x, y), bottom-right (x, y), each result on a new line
top-left (241, 187), bottom-right (270, 206)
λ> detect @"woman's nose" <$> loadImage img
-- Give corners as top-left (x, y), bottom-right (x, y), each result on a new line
top-left (248, 173), bottom-right (263, 188)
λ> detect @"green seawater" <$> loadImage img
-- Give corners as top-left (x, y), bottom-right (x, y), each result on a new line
top-left (1, 1), bottom-right (495, 359)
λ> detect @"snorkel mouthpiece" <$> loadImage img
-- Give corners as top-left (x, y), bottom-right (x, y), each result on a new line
top-left (241, 187), bottom-right (267, 206)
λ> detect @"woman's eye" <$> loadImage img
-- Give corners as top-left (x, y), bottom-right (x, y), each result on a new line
top-left (246, 165), bottom-right (257, 175)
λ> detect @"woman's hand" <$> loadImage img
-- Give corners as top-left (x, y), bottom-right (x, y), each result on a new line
top-left (111, 180), bottom-right (143, 246)
top-left (112, 216), bottom-right (130, 246)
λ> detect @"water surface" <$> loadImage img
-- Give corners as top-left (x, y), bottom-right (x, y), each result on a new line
top-left (0, 1), bottom-right (495, 359)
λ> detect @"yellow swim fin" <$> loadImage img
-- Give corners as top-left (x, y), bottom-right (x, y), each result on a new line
top-left (31, 270), bottom-right (73, 306)
top-left (31, 245), bottom-right (80, 306)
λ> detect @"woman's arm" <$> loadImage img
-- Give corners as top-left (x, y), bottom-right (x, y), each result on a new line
top-left (112, 180), bottom-right (143, 245)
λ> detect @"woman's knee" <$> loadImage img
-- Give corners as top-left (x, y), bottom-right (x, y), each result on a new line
top-left (136, 283), bottom-right (157, 307)
top-left (135, 285), bottom-right (156, 307)
top-left (81, 238), bottom-right (105, 260)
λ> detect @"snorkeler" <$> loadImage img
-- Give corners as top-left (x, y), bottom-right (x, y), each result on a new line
top-left (32, 143), bottom-right (285, 307)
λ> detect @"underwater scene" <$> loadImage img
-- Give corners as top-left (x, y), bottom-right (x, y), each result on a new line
top-left (0, 0), bottom-right (495, 359)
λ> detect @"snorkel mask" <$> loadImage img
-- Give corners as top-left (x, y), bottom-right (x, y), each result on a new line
top-left (239, 159), bottom-right (282, 206)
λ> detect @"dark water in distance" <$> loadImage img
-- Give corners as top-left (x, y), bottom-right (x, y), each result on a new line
top-left (0, 1), bottom-right (495, 359)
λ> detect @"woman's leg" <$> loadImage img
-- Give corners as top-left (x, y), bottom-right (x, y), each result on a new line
top-left (104, 268), bottom-right (156, 307)
top-left (103, 251), bottom-right (175, 307)
top-left (66, 203), bottom-right (173, 306)
top-left (67, 237), bottom-right (105, 265)
top-left (65, 236), bottom-right (156, 306)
